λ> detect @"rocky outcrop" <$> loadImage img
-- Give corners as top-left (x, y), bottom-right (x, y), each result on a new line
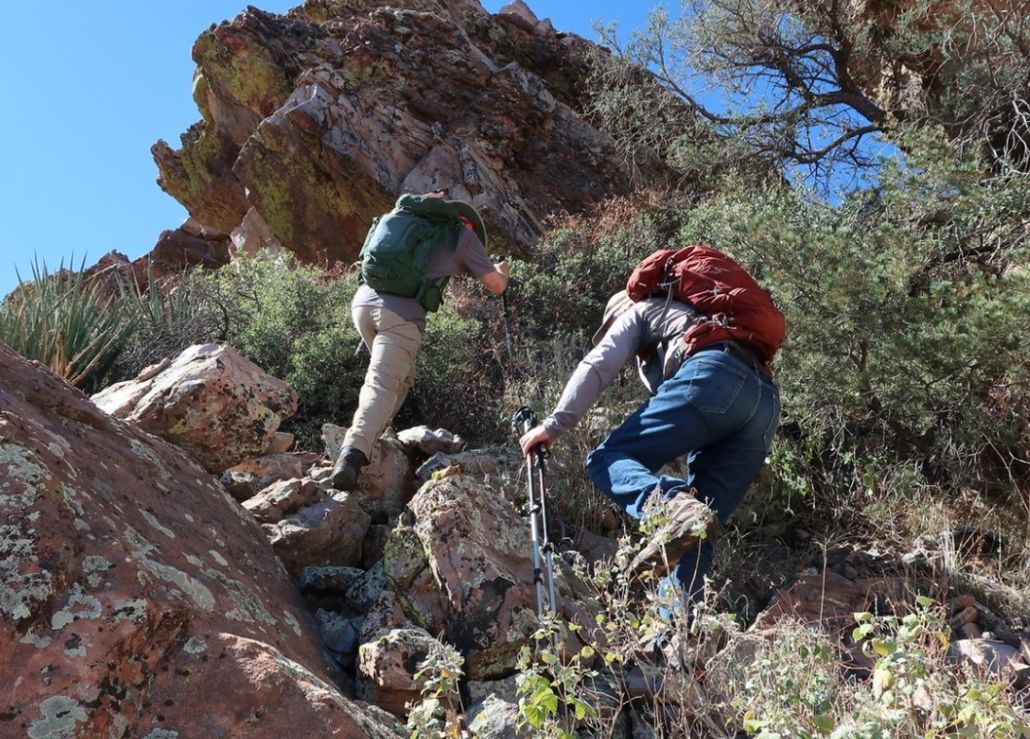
top-left (841, 0), bottom-right (1030, 168)
top-left (0, 340), bottom-right (401, 737)
top-left (357, 627), bottom-right (449, 717)
top-left (85, 220), bottom-right (232, 292)
top-left (268, 491), bottom-right (372, 576)
top-left (395, 474), bottom-right (600, 679)
top-left (91, 343), bottom-right (298, 473)
top-left (152, 0), bottom-right (643, 266)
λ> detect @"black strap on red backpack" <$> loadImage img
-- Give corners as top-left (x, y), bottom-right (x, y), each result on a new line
top-left (626, 245), bottom-right (786, 370)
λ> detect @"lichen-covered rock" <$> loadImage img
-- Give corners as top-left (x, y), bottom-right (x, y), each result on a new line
top-left (243, 477), bottom-right (325, 523)
top-left (383, 523), bottom-right (447, 631)
top-left (355, 436), bottom-right (413, 519)
top-left (268, 491), bottom-right (372, 576)
top-left (357, 627), bottom-right (449, 717)
top-left (322, 424), bottom-right (413, 517)
top-left (415, 447), bottom-right (521, 483)
top-left (91, 343), bottom-right (298, 473)
top-left (152, 2), bottom-right (644, 267)
top-left (396, 425), bottom-right (466, 456)
top-left (467, 693), bottom-right (526, 739)
top-left (405, 474), bottom-right (598, 678)
top-left (221, 450), bottom-right (319, 501)
top-left (315, 608), bottom-right (364, 665)
top-left (0, 340), bottom-right (398, 736)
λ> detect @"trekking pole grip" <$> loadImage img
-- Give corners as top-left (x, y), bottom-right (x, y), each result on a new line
top-left (512, 405), bottom-right (550, 464)
top-left (512, 405), bottom-right (537, 436)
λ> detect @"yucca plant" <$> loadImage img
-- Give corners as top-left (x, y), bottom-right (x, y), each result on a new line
top-left (111, 263), bottom-right (225, 379)
top-left (0, 256), bottom-right (128, 391)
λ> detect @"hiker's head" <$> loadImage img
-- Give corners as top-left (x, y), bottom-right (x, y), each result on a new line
top-left (592, 290), bottom-right (633, 345)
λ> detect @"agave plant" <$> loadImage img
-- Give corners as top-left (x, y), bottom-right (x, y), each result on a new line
top-left (110, 262), bottom-right (226, 379)
top-left (0, 256), bottom-right (129, 391)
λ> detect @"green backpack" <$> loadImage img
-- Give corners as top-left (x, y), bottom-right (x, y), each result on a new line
top-left (358, 194), bottom-right (486, 312)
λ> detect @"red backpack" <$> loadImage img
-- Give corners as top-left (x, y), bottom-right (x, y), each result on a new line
top-left (625, 246), bottom-right (786, 366)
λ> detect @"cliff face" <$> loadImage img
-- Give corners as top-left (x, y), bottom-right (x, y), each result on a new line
top-left (151, 0), bottom-right (640, 266)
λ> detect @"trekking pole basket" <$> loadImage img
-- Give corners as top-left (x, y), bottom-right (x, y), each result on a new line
top-left (512, 406), bottom-right (557, 618)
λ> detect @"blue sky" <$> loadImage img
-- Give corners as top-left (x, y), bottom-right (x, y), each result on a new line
top-left (0, 1), bottom-right (654, 298)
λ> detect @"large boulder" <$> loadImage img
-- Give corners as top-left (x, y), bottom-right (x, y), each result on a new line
top-left (151, 1), bottom-right (648, 265)
top-left (357, 627), bottom-right (449, 717)
top-left (91, 343), bottom-right (298, 473)
top-left (0, 341), bottom-right (400, 737)
top-left (400, 474), bottom-right (599, 678)
top-left (268, 492), bottom-right (372, 577)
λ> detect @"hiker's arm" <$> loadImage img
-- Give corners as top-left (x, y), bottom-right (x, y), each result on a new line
top-left (479, 260), bottom-right (509, 295)
top-left (538, 310), bottom-right (641, 441)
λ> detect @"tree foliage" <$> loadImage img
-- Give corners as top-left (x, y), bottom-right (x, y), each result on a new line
top-left (678, 129), bottom-right (1030, 498)
top-left (590, 0), bottom-right (1030, 184)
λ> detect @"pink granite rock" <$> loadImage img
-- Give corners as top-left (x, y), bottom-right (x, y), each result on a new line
top-left (0, 340), bottom-right (398, 737)
top-left (92, 343), bottom-right (298, 473)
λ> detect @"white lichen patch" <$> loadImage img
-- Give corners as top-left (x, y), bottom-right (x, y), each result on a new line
top-left (0, 443), bottom-right (49, 508)
top-left (140, 510), bottom-right (176, 540)
top-left (281, 610), bottom-right (303, 637)
top-left (73, 519), bottom-right (90, 533)
top-left (82, 555), bottom-right (113, 587)
top-left (184, 513), bottom-right (195, 523)
top-left (140, 560), bottom-right (215, 611)
top-left (81, 555), bottom-right (112, 574)
top-left (142, 730), bottom-right (180, 739)
top-left (184, 554), bottom-right (203, 568)
top-left (112, 599), bottom-right (148, 623)
top-left (2, 540), bottom-right (53, 621)
top-left (123, 525), bottom-right (158, 558)
top-left (19, 630), bottom-right (52, 648)
top-left (204, 568), bottom-right (275, 627)
top-left (183, 637), bottom-right (208, 654)
top-left (43, 430), bottom-right (72, 460)
top-left (128, 438), bottom-right (163, 468)
top-left (208, 549), bottom-right (228, 567)
top-left (57, 484), bottom-right (85, 517)
top-left (27, 695), bottom-right (86, 739)
top-left (51, 586), bottom-right (102, 630)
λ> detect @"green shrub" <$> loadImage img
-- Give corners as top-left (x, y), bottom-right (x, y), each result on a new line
top-left (197, 251), bottom-right (364, 450)
top-left (283, 324), bottom-right (365, 449)
top-left (714, 601), bottom-right (1030, 738)
top-left (407, 299), bottom-right (501, 442)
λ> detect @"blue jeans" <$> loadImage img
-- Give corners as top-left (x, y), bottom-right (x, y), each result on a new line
top-left (585, 343), bottom-right (781, 611)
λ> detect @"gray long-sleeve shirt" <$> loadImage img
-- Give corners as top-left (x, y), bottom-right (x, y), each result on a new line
top-left (542, 297), bottom-right (699, 439)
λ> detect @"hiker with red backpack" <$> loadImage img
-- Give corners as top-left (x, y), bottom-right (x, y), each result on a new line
top-left (331, 190), bottom-right (509, 490)
top-left (518, 245), bottom-right (784, 621)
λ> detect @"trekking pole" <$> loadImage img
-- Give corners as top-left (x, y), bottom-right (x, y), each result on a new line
top-left (512, 406), bottom-right (557, 618)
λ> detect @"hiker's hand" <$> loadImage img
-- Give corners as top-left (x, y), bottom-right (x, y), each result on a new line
top-left (519, 425), bottom-right (552, 457)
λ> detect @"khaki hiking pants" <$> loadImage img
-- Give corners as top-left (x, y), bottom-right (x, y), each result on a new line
top-left (343, 304), bottom-right (423, 459)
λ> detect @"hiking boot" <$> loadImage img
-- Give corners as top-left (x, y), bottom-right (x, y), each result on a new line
top-left (330, 447), bottom-right (369, 491)
top-left (629, 490), bottom-right (718, 578)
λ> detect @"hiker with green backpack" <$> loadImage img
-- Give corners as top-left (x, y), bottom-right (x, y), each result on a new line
top-left (331, 191), bottom-right (509, 490)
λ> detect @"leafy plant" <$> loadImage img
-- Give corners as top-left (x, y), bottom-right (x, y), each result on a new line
top-left (406, 642), bottom-right (467, 739)
top-left (515, 616), bottom-right (599, 738)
